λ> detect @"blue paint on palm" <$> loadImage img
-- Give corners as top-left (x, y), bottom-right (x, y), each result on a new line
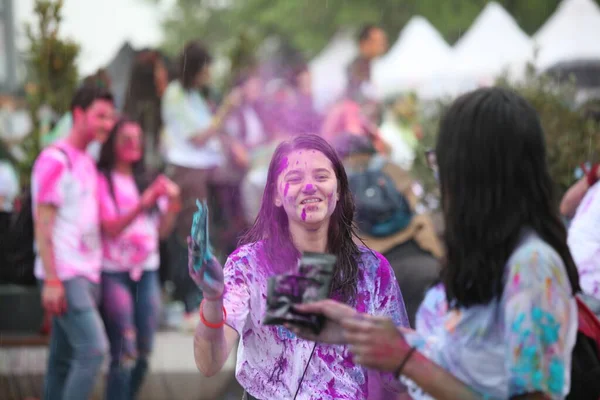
top-left (190, 199), bottom-right (214, 273)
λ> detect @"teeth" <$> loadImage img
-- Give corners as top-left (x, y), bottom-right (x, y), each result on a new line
top-left (302, 199), bottom-right (321, 204)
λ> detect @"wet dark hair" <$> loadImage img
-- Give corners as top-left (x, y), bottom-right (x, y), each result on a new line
top-left (358, 24), bottom-right (379, 43)
top-left (97, 117), bottom-right (155, 213)
top-left (241, 134), bottom-right (361, 302)
top-left (178, 41), bottom-right (213, 90)
top-left (70, 84), bottom-right (114, 113)
top-left (437, 87), bottom-right (580, 308)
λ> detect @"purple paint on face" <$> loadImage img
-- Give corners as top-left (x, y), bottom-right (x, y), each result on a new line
top-left (276, 157), bottom-right (289, 176)
top-left (301, 208), bottom-right (307, 221)
top-left (304, 183), bottom-right (314, 192)
top-left (284, 182), bottom-right (290, 197)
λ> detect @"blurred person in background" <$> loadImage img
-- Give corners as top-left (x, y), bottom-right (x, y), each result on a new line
top-left (224, 71), bottom-right (274, 151)
top-left (0, 139), bottom-right (19, 281)
top-left (347, 24), bottom-right (388, 102)
top-left (0, 139), bottom-right (19, 213)
top-left (281, 65), bottom-right (323, 136)
top-left (335, 134), bottom-right (443, 326)
top-left (123, 50), bottom-right (170, 170)
top-left (32, 85), bottom-right (116, 400)
top-left (97, 117), bottom-right (180, 400)
top-left (161, 40), bottom-right (241, 320)
top-left (43, 69), bottom-right (114, 161)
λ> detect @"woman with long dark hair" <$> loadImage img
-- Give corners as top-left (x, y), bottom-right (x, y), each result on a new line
top-left (292, 87), bottom-right (581, 399)
top-left (189, 134), bottom-right (410, 399)
top-left (97, 117), bottom-right (180, 399)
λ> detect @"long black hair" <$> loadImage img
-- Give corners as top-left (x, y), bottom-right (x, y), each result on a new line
top-left (437, 87), bottom-right (580, 308)
top-left (241, 134), bottom-right (361, 303)
top-left (96, 117), bottom-right (154, 212)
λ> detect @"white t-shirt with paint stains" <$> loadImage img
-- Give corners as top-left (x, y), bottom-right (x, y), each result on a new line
top-left (568, 181), bottom-right (600, 298)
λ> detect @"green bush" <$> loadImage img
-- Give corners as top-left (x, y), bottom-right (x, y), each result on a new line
top-left (409, 66), bottom-right (600, 210)
top-left (18, 0), bottom-right (79, 184)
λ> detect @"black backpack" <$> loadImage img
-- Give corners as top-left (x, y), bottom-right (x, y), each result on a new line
top-left (348, 155), bottom-right (413, 237)
top-left (1, 147), bottom-right (71, 285)
top-left (567, 295), bottom-right (600, 399)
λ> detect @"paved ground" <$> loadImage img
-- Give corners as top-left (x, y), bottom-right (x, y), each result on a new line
top-left (0, 331), bottom-right (244, 400)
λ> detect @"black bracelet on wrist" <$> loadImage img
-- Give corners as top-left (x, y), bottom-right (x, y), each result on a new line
top-left (394, 346), bottom-right (417, 379)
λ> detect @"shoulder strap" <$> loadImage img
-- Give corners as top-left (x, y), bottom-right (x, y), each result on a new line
top-left (52, 146), bottom-right (72, 170)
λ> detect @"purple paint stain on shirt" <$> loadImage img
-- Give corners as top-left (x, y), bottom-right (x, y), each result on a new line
top-left (243, 329), bottom-right (253, 340)
top-left (284, 182), bottom-right (290, 197)
top-left (376, 254), bottom-right (392, 289)
top-left (325, 378), bottom-right (339, 397)
top-left (318, 348), bottom-right (336, 364)
top-left (355, 290), bottom-right (371, 313)
top-left (301, 208), bottom-right (307, 221)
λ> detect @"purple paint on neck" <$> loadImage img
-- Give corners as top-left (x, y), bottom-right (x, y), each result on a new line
top-left (301, 208), bottom-right (307, 221)
top-left (284, 182), bottom-right (290, 196)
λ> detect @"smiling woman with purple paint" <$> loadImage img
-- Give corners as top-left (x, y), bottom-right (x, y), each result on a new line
top-left (189, 134), bottom-right (411, 400)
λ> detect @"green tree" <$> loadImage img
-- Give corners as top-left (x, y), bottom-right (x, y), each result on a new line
top-left (410, 67), bottom-right (600, 209)
top-left (20, 0), bottom-right (79, 182)
top-left (151, 0), bottom-right (600, 58)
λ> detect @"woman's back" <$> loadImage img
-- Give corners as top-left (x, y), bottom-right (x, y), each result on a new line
top-left (405, 230), bottom-right (578, 399)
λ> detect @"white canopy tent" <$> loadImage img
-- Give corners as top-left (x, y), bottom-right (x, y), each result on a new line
top-left (451, 2), bottom-right (533, 87)
top-left (534, 0), bottom-right (600, 70)
top-left (372, 16), bottom-right (452, 99)
top-left (309, 31), bottom-right (358, 112)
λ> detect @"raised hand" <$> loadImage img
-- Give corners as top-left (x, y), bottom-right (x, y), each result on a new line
top-left (188, 200), bottom-right (224, 299)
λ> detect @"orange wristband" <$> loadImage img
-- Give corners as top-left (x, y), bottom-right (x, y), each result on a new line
top-left (199, 299), bottom-right (227, 329)
top-left (45, 278), bottom-right (62, 287)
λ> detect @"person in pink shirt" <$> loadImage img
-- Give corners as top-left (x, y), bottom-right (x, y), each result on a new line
top-left (96, 117), bottom-right (180, 400)
top-left (189, 134), bottom-right (410, 400)
top-left (32, 85), bottom-right (116, 400)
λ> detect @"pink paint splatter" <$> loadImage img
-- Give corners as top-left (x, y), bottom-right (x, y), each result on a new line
top-left (301, 208), bottom-right (307, 221)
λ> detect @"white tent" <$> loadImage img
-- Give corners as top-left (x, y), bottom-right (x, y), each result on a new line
top-left (451, 2), bottom-right (534, 85)
top-left (534, 0), bottom-right (600, 70)
top-left (309, 31), bottom-right (358, 112)
top-left (372, 16), bottom-right (452, 99)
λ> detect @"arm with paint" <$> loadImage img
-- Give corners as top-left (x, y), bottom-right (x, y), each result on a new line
top-left (32, 152), bottom-right (67, 315)
top-left (99, 174), bottom-right (164, 239)
top-left (157, 176), bottom-right (181, 239)
top-left (189, 200), bottom-right (240, 377)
